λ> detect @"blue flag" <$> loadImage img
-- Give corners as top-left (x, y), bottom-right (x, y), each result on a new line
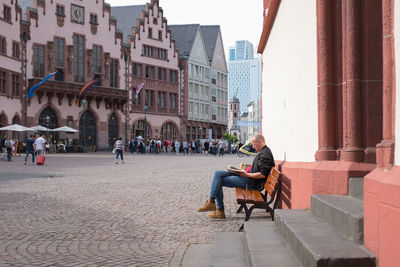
top-left (27, 71), bottom-right (57, 98)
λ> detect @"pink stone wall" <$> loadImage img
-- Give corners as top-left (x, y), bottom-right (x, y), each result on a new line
top-left (364, 167), bottom-right (400, 267)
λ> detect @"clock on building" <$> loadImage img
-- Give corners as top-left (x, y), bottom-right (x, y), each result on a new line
top-left (71, 5), bottom-right (84, 24)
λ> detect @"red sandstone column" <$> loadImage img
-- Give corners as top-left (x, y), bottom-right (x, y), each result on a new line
top-left (341, 0), bottom-right (364, 162)
top-left (376, 0), bottom-right (395, 168)
top-left (315, 0), bottom-right (337, 161)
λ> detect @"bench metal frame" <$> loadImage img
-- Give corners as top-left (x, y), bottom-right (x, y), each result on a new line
top-left (236, 167), bottom-right (281, 231)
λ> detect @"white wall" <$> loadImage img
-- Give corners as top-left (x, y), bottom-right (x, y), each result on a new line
top-left (395, 0), bottom-right (400, 166)
top-left (260, 0), bottom-right (318, 162)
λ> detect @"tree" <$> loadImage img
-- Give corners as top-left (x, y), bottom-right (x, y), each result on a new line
top-left (224, 133), bottom-right (238, 143)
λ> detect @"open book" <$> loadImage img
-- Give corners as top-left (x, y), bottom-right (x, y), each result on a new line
top-left (227, 165), bottom-right (246, 175)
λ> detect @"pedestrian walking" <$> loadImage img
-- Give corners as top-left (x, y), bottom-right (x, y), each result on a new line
top-left (114, 137), bottom-right (124, 164)
top-left (34, 134), bottom-right (46, 156)
top-left (4, 137), bottom-right (13, 162)
top-left (24, 135), bottom-right (35, 164)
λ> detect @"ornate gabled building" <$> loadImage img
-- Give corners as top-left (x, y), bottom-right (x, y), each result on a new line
top-left (169, 24), bottom-right (228, 140)
top-left (0, 0), bottom-right (227, 149)
top-left (0, 0), bottom-right (24, 135)
top-left (112, 1), bottom-right (181, 141)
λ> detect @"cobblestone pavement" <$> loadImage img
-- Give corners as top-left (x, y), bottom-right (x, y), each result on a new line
top-left (0, 153), bottom-right (271, 266)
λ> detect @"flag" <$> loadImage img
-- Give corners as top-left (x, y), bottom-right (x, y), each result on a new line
top-left (26, 71), bottom-right (57, 98)
top-left (135, 82), bottom-right (144, 99)
top-left (76, 79), bottom-right (101, 106)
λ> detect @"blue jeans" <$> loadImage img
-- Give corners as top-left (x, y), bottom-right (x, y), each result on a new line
top-left (210, 170), bottom-right (247, 209)
top-left (25, 150), bottom-right (35, 163)
top-left (115, 149), bottom-right (123, 160)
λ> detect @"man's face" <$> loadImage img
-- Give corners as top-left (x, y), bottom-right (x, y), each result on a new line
top-left (251, 138), bottom-right (262, 152)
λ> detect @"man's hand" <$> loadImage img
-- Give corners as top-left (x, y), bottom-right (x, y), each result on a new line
top-left (240, 172), bottom-right (266, 179)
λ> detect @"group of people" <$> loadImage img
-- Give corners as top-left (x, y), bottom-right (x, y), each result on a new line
top-left (126, 137), bottom-right (231, 156)
top-left (0, 134), bottom-right (47, 163)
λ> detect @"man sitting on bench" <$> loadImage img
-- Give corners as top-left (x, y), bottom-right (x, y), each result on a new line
top-left (197, 134), bottom-right (275, 218)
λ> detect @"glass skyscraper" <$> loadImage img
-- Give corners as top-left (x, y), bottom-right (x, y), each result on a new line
top-left (228, 40), bottom-right (261, 115)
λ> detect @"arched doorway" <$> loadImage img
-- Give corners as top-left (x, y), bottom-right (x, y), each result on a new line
top-left (132, 120), bottom-right (151, 139)
top-left (38, 107), bottom-right (59, 139)
top-left (0, 113), bottom-right (7, 137)
top-left (161, 122), bottom-right (178, 141)
top-left (217, 127), bottom-right (222, 139)
top-left (79, 110), bottom-right (97, 147)
top-left (108, 113), bottom-right (119, 148)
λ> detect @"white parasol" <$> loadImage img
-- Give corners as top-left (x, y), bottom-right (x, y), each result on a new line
top-left (52, 126), bottom-right (79, 133)
top-left (31, 125), bottom-right (52, 131)
top-left (0, 124), bottom-right (37, 132)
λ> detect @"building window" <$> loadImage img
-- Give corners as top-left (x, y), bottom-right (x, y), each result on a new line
top-left (148, 27), bottom-right (152, 38)
top-left (145, 65), bottom-right (155, 79)
top-left (56, 4), bottom-right (65, 16)
top-left (0, 36), bottom-right (6, 54)
top-left (0, 70), bottom-right (6, 94)
top-left (93, 45), bottom-right (102, 73)
top-left (157, 91), bottom-right (166, 108)
top-left (33, 44), bottom-right (45, 78)
top-left (73, 35), bottom-right (84, 82)
top-left (11, 74), bottom-right (20, 96)
top-left (3, 5), bottom-right (11, 22)
top-left (158, 68), bottom-right (166, 81)
top-left (12, 41), bottom-right (20, 58)
top-left (132, 63), bottom-right (142, 77)
top-left (169, 93), bottom-right (177, 109)
top-left (54, 37), bottom-right (64, 67)
top-left (110, 58), bottom-right (118, 88)
top-left (142, 45), bottom-right (153, 57)
top-left (153, 18), bottom-right (158, 25)
top-left (90, 13), bottom-right (98, 24)
top-left (145, 89), bottom-right (154, 107)
top-left (158, 30), bottom-right (162, 40)
top-left (156, 48), bottom-right (167, 60)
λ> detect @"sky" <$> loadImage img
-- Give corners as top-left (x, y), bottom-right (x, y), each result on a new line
top-left (105, 0), bottom-right (264, 58)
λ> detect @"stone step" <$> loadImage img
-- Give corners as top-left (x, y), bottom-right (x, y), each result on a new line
top-left (243, 221), bottom-right (300, 267)
top-left (274, 209), bottom-right (376, 267)
top-left (181, 243), bottom-right (213, 267)
top-left (210, 232), bottom-right (249, 267)
top-left (311, 194), bottom-right (364, 243)
top-left (348, 177), bottom-right (364, 200)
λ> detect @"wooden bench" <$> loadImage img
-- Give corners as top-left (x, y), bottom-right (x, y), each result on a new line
top-left (236, 167), bottom-right (281, 231)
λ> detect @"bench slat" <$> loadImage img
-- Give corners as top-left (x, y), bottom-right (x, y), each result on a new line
top-left (242, 189), bottom-right (255, 202)
top-left (235, 188), bottom-right (246, 202)
top-left (265, 182), bottom-right (274, 196)
top-left (251, 190), bottom-right (264, 203)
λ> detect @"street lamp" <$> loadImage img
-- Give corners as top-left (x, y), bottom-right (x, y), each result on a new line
top-left (124, 53), bottom-right (128, 145)
top-left (23, 33), bottom-right (28, 139)
top-left (81, 99), bottom-right (87, 149)
top-left (143, 105), bottom-right (148, 139)
top-left (45, 115), bottom-right (50, 150)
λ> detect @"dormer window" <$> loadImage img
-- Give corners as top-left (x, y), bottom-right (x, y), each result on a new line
top-left (3, 5), bottom-right (11, 22)
top-left (56, 4), bottom-right (65, 16)
top-left (90, 13), bottom-right (98, 24)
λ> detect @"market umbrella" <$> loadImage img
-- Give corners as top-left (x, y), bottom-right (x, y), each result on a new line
top-left (52, 126), bottom-right (79, 133)
top-left (31, 125), bottom-right (52, 131)
top-left (0, 124), bottom-right (37, 132)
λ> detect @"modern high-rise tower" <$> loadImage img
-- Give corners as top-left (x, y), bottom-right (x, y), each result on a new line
top-left (228, 40), bottom-right (261, 115)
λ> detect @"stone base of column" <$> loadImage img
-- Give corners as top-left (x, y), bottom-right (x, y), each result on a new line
top-left (341, 146), bottom-right (364, 162)
top-left (315, 148), bottom-right (337, 161)
top-left (376, 139), bottom-right (394, 169)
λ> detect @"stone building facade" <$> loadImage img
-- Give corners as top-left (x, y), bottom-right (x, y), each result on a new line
top-left (0, 0), bottom-right (228, 149)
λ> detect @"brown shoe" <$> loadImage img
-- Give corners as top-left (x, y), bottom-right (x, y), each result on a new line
top-left (207, 209), bottom-right (226, 219)
top-left (197, 200), bottom-right (216, 212)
